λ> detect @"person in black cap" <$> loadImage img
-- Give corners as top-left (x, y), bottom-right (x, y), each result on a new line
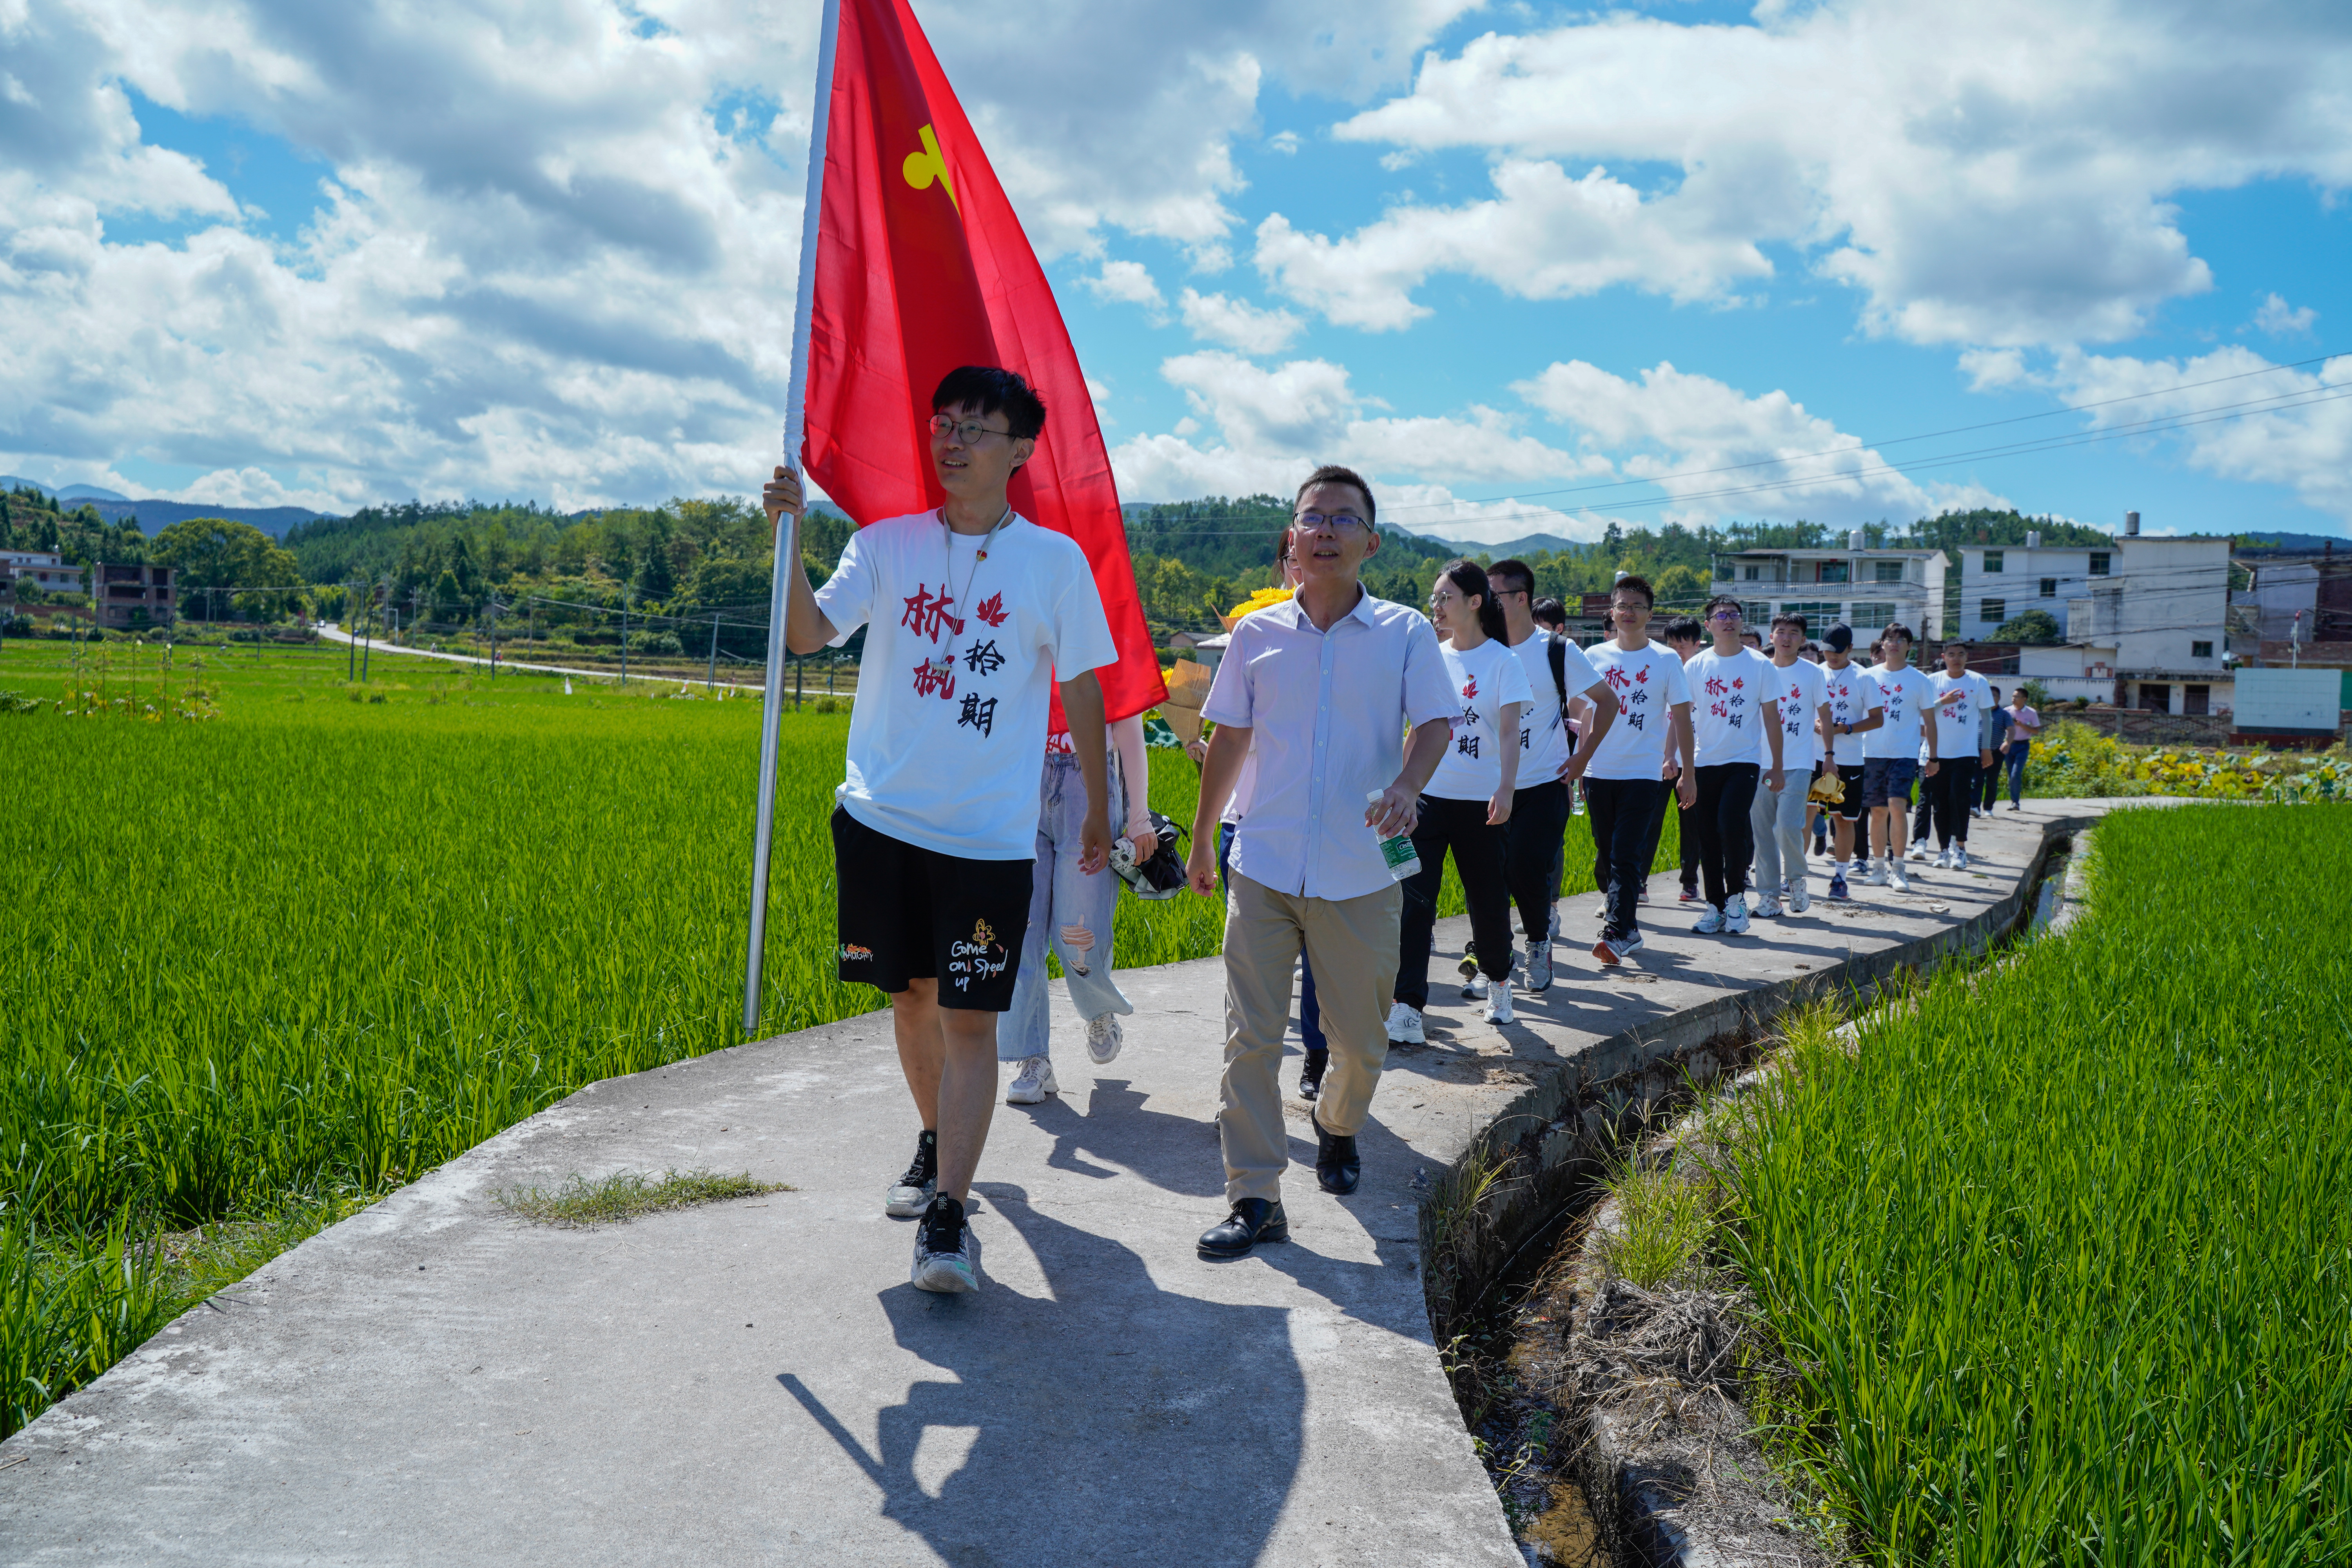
top-left (1816, 623), bottom-right (1883, 902)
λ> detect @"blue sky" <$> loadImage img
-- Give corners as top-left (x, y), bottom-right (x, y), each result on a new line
top-left (2, 0), bottom-right (2347, 542)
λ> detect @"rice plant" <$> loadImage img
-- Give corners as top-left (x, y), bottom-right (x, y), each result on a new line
top-left (1724, 802), bottom-right (2352, 1564)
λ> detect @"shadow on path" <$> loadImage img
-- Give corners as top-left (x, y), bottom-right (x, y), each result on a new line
top-left (780, 1183), bottom-right (1306, 1566)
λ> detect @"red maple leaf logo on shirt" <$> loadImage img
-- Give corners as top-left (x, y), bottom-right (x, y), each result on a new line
top-left (974, 591), bottom-right (1008, 628)
top-left (1462, 677), bottom-right (1478, 699)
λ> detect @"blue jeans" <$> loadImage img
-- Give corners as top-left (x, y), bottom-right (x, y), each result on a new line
top-left (1000, 751), bottom-right (1133, 1061)
top-left (1218, 821), bottom-right (1326, 1059)
top-left (2004, 743), bottom-right (2029, 803)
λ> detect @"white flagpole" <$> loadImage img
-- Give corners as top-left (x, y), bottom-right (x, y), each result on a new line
top-left (744, 0), bottom-right (843, 1037)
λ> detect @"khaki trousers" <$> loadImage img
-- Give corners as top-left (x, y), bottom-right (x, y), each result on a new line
top-left (1220, 872), bottom-right (1401, 1204)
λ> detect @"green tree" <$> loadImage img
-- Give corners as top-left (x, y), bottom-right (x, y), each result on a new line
top-left (149, 517), bottom-right (302, 622)
top-left (430, 570), bottom-right (467, 625)
top-left (1993, 608), bottom-right (2063, 644)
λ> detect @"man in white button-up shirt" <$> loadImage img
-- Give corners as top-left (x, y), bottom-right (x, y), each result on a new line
top-left (1185, 465), bottom-right (1457, 1258)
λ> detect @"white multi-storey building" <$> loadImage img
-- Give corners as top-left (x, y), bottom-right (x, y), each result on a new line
top-left (1958, 515), bottom-right (2233, 713)
top-left (1, 550), bottom-right (83, 592)
top-left (1709, 533), bottom-right (1945, 641)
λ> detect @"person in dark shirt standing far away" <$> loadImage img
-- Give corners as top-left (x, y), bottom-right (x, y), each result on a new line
top-left (1584, 577), bottom-right (1696, 966)
top-left (1185, 465), bottom-right (1455, 1259)
top-left (1485, 559), bottom-right (1617, 994)
top-left (766, 365), bottom-right (1118, 1296)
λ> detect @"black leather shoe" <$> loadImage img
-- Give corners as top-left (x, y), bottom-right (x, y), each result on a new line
top-left (1198, 1198), bottom-right (1290, 1258)
top-left (1312, 1114), bottom-right (1361, 1195)
top-left (1298, 1051), bottom-right (1327, 1102)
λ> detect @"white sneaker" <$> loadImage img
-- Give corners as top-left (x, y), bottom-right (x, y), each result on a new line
top-left (1385, 1002), bottom-right (1425, 1045)
top-left (1548, 907), bottom-right (1561, 944)
top-left (1906, 840), bottom-right (1931, 862)
top-left (1862, 860), bottom-right (1891, 887)
top-left (1005, 1055), bottom-right (1058, 1104)
top-left (1891, 862), bottom-right (1911, 893)
top-left (1723, 898), bottom-right (1752, 935)
top-left (1691, 905), bottom-right (1726, 934)
top-left (1524, 942), bottom-right (1553, 991)
top-left (1083, 1012), bottom-right (1124, 1065)
top-left (1463, 973), bottom-right (1489, 1000)
top-left (1751, 893), bottom-right (1782, 919)
top-left (1787, 879), bottom-right (1811, 914)
top-left (1934, 846), bottom-right (1955, 870)
top-left (1481, 982), bottom-right (1514, 1025)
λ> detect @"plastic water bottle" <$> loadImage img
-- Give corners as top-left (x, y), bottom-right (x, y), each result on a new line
top-left (1368, 789), bottom-right (1420, 881)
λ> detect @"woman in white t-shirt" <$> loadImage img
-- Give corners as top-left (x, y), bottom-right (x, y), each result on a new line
top-left (1388, 560), bottom-right (1533, 1034)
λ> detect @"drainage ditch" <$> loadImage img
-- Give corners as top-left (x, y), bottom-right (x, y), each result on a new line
top-left (1428, 829), bottom-right (2084, 1565)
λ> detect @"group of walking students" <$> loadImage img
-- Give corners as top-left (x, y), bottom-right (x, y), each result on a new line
top-left (763, 364), bottom-right (2046, 1291)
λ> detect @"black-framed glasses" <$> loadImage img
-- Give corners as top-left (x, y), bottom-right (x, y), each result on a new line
top-left (929, 414), bottom-right (1014, 444)
top-left (1292, 511), bottom-right (1367, 535)
top-left (1708, 609), bottom-right (1742, 623)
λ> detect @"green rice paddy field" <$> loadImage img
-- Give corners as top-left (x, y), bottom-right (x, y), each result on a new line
top-left (1729, 803), bottom-right (2352, 1564)
top-left (2, 638), bottom-right (1671, 1436)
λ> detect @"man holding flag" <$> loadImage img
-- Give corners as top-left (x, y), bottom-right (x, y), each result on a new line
top-left (767, 367), bottom-right (1116, 1295)
top-left (742, 0), bottom-right (1167, 1294)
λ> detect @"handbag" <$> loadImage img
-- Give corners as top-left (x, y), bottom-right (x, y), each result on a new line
top-left (1111, 812), bottom-right (1191, 901)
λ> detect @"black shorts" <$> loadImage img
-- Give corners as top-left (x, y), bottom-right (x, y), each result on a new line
top-left (1835, 765), bottom-right (1868, 820)
top-left (831, 807), bottom-right (1033, 1011)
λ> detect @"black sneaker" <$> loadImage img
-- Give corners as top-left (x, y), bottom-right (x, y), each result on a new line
top-left (1298, 1051), bottom-right (1327, 1102)
top-left (884, 1130), bottom-right (937, 1218)
top-left (911, 1196), bottom-right (978, 1293)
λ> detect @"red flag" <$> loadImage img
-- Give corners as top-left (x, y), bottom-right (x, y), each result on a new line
top-left (801, 0), bottom-right (1165, 725)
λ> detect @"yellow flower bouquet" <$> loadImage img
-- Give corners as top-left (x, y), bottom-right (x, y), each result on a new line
top-left (1218, 586), bottom-right (1294, 632)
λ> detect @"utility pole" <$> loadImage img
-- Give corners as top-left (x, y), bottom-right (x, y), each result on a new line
top-left (708, 611), bottom-right (720, 692)
top-left (361, 583), bottom-right (373, 682)
top-left (488, 594), bottom-right (498, 680)
top-left (621, 586), bottom-right (633, 686)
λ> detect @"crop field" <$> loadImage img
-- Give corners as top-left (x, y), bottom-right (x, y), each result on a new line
top-left (3, 636), bottom-right (1676, 1436)
top-left (1727, 803), bottom-right (2352, 1563)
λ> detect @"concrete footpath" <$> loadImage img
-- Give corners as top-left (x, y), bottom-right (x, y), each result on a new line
top-left (1, 802), bottom-right (2132, 1565)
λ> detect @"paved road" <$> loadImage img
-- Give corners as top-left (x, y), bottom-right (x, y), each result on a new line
top-left (314, 621), bottom-right (788, 694)
top-left (0, 802), bottom-right (2144, 1565)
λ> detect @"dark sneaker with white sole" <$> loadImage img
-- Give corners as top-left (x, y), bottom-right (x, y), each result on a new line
top-left (911, 1195), bottom-right (979, 1293)
top-left (884, 1129), bottom-right (938, 1218)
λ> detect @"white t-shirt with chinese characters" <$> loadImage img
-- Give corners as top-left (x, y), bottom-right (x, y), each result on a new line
top-left (1929, 668), bottom-right (1994, 760)
top-left (1509, 631), bottom-right (1600, 786)
top-left (1425, 636), bottom-right (1537, 801)
top-left (1584, 639), bottom-right (1693, 781)
top-left (1686, 646), bottom-right (1779, 768)
top-left (815, 511), bottom-right (1118, 860)
top-left (1863, 663), bottom-right (1935, 760)
top-left (1822, 661), bottom-right (1881, 768)
top-left (1759, 655), bottom-right (1828, 773)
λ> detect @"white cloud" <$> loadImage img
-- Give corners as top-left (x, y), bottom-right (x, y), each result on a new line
top-left (2035, 347), bottom-right (2352, 520)
top-left (1511, 360), bottom-right (2007, 526)
top-left (1256, 160), bottom-right (1773, 330)
top-left (0, 0), bottom-right (1487, 510)
top-left (1312, 0), bottom-right (2352, 347)
top-left (1177, 288), bottom-right (1304, 354)
top-left (2254, 292), bottom-right (2318, 338)
top-left (1084, 259), bottom-right (1163, 309)
top-left (1267, 130), bottom-right (1300, 156)
top-left (1109, 349), bottom-right (1602, 509)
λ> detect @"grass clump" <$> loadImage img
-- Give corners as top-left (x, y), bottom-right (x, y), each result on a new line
top-left (496, 1169), bottom-right (791, 1227)
top-left (1592, 1159), bottom-right (1723, 1290)
top-left (1724, 802), bottom-right (2352, 1563)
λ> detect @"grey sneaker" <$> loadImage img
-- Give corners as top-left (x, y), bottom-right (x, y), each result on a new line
top-left (1083, 1012), bottom-right (1125, 1065)
top-left (885, 1131), bottom-right (937, 1218)
top-left (1524, 942), bottom-right (1553, 991)
top-left (1481, 979), bottom-right (1514, 1026)
top-left (1005, 1055), bottom-right (1058, 1105)
top-left (911, 1197), bottom-right (978, 1294)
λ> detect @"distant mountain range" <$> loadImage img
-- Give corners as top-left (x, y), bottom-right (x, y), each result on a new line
top-left (0, 475), bottom-right (329, 536)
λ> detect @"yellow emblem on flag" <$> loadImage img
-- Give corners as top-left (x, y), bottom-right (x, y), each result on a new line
top-left (902, 123), bottom-right (958, 213)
